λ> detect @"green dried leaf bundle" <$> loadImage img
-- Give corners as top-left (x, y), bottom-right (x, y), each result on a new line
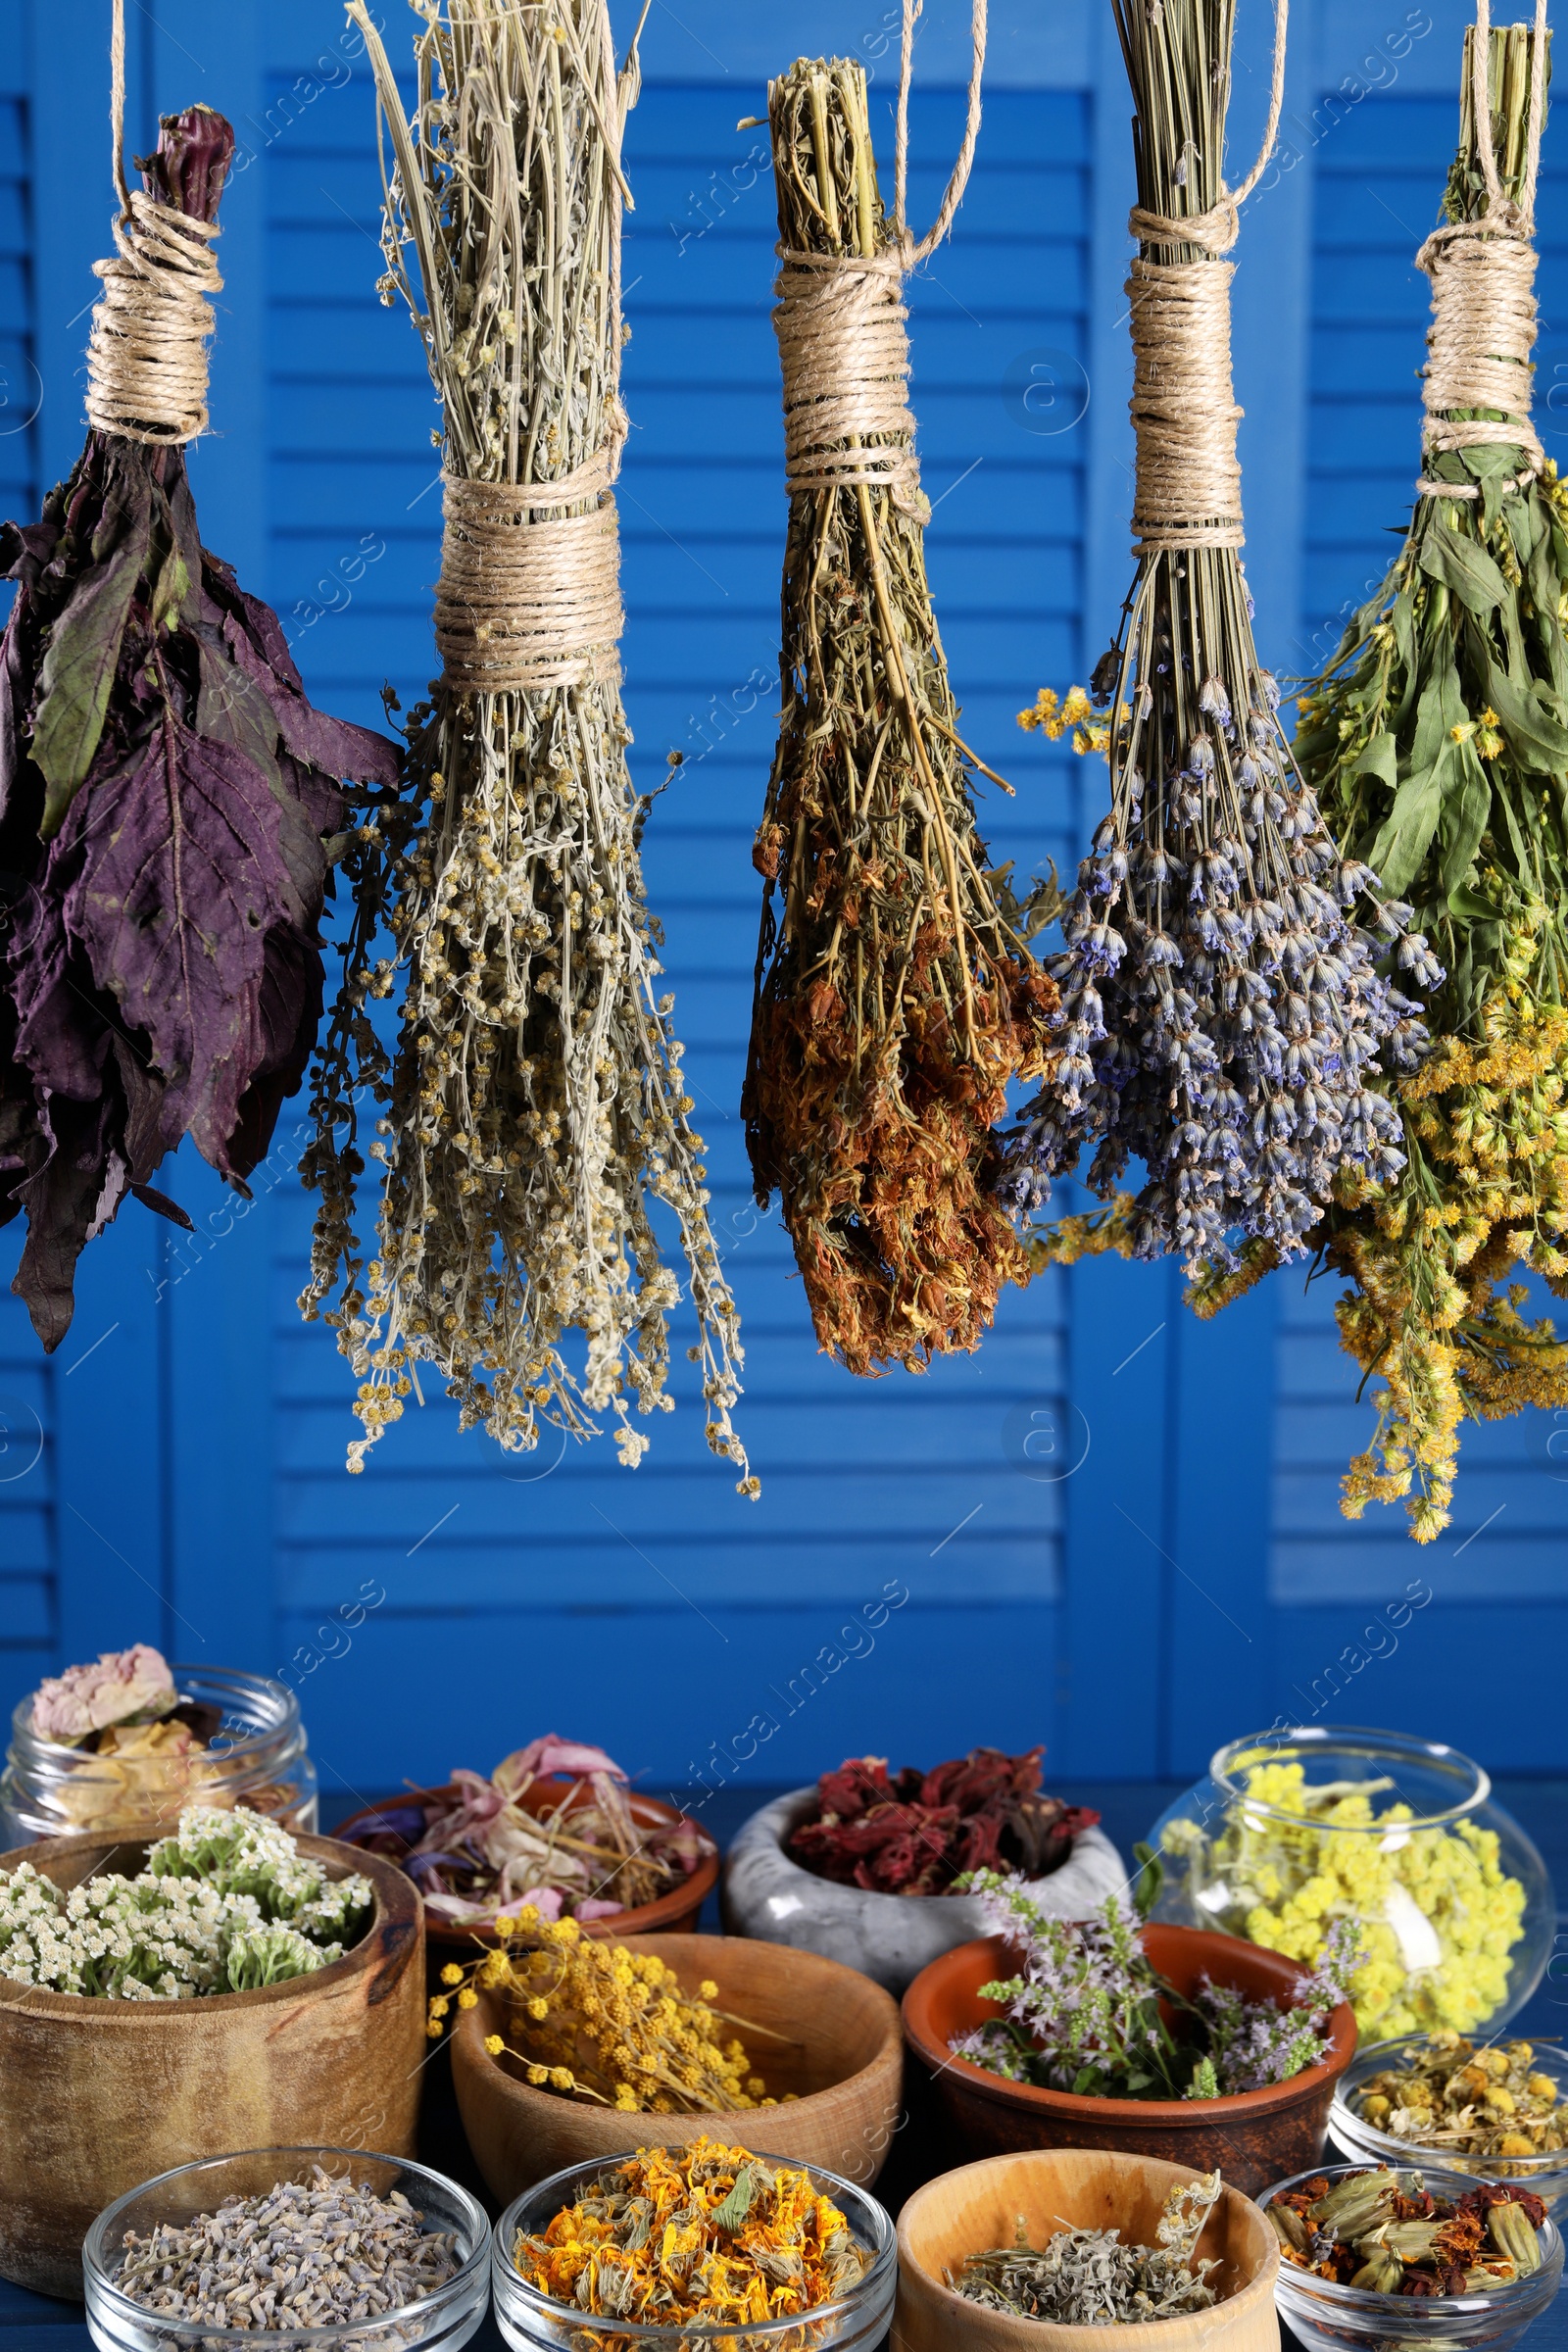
top-left (301, 0), bottom-right (753, 1490)
top-left (744, 55), bottom-right (1060, 1380)
top-left (1290, 14), bottom-right (1568, 1543)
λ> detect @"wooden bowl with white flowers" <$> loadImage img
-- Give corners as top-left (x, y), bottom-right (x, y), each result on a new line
top-left (0, 1827), bottom-right (421, 2299)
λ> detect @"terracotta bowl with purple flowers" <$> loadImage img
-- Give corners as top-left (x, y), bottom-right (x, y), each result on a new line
top-left (903, 1922), bottom-right (1357, 2199)
top-left (334, 1737), bottom-right (717, 1974)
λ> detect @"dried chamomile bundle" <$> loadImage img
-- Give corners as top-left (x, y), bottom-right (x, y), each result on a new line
top-left (998, 0), bottom-right (1432, 1275)
top-left (745, 32), bottom-right (1060, 1378)
top-left (0, 91), bottom-right (395, 1348)
top-left (303, 0), bottom-right (752, 1488)
top-left (1290, 6), bottom-right (1568, 1541)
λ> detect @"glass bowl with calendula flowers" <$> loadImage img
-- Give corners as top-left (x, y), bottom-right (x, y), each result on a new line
top-left (491, 2138), bottom-right (896, 2351)
top-left (1147, 1728), bottom-right (1552, 2042)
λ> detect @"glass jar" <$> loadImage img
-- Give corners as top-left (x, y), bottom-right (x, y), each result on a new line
top-left (1146, 1727), bottom-right (1552, 2041)
top-left (0, 1665), bottom-right (318, 1847)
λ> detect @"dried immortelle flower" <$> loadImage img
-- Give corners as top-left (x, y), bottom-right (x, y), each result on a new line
top-left (301, 0), bottom-right (753, 1490)
top-left (1282, 18), bottom-right (1568, 1543)
top-left (744, 52), bottom-right (1060, 1377)
top-left (1001, 0), bottom-right (1431, 1275)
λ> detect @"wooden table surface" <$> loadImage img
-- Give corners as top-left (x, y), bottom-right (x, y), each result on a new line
top-left (5, 1778), bottom-right (1564, 2352)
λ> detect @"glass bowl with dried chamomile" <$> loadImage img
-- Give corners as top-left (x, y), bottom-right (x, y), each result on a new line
top-left (83, 2148), bottom-right (491, 2352)
top-left (1332, 2035), bottom-right (1568, 2220)
top-left (1259, 2163), bottom-right (1564, 2352)
top-left (491, 2138), bottom-right (897, 2352)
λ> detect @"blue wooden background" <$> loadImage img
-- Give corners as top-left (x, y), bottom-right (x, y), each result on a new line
top-left (0, 0), bottom-right (1564, 1805)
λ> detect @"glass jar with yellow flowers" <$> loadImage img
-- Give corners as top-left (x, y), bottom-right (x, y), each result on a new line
top-left (1147, 1728), bottom-right (1551, 2042)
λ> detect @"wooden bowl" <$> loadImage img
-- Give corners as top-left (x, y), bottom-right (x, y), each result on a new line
top-left (895, 2147), bottom-right (1280, 2352)
top-left (333, 1781), bottom-right (718, 1965)
top-left (0, 1828), bottom-right (423, 2300)
top-left (902, 1923), bottom-right (1356, 2198)
top-left (452, 1930), bottom-right (903, 2199)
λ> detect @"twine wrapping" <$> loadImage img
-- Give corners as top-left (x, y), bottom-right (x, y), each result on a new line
top-left (1121, 0), bottom-right (1290, 557)
top-left (770, 0), bottom-right (987, 518)
top-left (1415, 0), bottom-right (1549, 500)
top-left (434, 454), bottom-right (625, 695)
top-left (86, 0), bottom-right (221, 445)
top-left (774, 248), bottom-right (922, 510)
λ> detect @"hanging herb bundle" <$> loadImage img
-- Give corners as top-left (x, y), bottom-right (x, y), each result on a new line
top-left (0, 99), bottom-right (396, 1348)
top-left (1283, 7), bottom-right (1568, 1541)
top-left (997, 0), bottom-right (1433, 1276)
top-left (744, 34), bottom-right (1060, 1378)
top-left (304, 1), bottom-right (753, 1488)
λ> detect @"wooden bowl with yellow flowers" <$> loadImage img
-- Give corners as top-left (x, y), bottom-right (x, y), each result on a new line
top-left (445, 1919), bottom-right (904, 2201)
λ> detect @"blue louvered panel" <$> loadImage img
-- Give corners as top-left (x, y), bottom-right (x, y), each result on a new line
top-left (0, 0), bottom-right (52, 1688)
top-left (258, 42), bottom-right (1089, 1789)
top-left (1268, 85), bottom-right (1568, 1764)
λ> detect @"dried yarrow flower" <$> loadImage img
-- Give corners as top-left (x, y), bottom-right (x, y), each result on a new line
top-left (301, 1), bottom-right (753, 1490)
top-left (998, 0), bottom-right (1432, 1276)
top-left (744, 53), bottom-right (1060, 1377)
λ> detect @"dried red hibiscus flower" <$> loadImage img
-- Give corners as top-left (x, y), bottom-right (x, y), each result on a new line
top-left (788, 1747), bottom-right (1099, 1896)
top-left (0, 105), bottom-right (397, 1348)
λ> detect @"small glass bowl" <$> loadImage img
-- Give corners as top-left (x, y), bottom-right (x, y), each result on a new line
top-left (2, 1665), bottom-right (318, 1846)
top-left (83, 2147), bottom-right (491, 2352)
top-left (492, 2151), bottom-right (897, 2351)
top-left (1332, 2037), bottom-right (1568, 2221)
top-left (1258, 2161), bottom-right (1564, 2352)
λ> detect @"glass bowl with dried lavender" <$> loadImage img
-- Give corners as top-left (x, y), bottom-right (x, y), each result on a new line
top-left (83, 2149), bottom-right (491, 2352)
top-left (721, 1747), bottom-right (1125, 1996)
top-left (1, 1647), bottom-right (318, 1844)
top-left (491, 2138), bottom-right (896, 2352)
top-left (1259, 2164), bottom-right (1563, 2352)
top-left (1332, 2036), bottom-right (1568, 2221)
top-left (333, 1738), bottom-right (716, 1963)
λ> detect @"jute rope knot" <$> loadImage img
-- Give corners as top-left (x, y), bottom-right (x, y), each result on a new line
top-left (1415, 0), bottom-right (1549, 500)
top-left (434, 448), bottom-right (625, 696)
top-left (1123, 3), bottom-right (1290, 557)
top-left (85, 182), bottom-right (221, 446)
top-left (772, 0), bottom-right (985, 519)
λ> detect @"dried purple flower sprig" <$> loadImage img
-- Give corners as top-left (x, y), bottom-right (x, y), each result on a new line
top-left (996, 0), bottom-right (1437, 1275)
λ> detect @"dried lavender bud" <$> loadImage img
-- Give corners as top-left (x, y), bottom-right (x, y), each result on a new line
top-left (113, 2166), bottom-right (459, 2331)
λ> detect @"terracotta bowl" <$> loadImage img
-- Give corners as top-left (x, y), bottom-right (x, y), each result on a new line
top-left (902, 1922), bottom-right (1356, 2198)
top-left (452, 1930), bottom-right (904, 2200)
top-left (333, 1780), bottom-right (718, 1968)
top-left (895, 2146), bottom-right (1281, 2352)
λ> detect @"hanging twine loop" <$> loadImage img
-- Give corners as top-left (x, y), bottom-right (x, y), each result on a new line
top-left (1126, 2), bottom-right (1289, 555)
top-left (773, 0), bottom-right (986, 517)
top-left (85, 0), bottom-right (221, 445)
top-left (1416, 0), bottom-right (1549, 500)
top-left (435, 444), bottom-right (626, 696)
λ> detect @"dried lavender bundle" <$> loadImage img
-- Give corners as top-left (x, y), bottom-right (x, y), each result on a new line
top-left (745, 46), bottom-right (1060, 1377)
top-left (304, 1), bottom-right (753, 1488)
top-left (998, 0), bottom-right (1433, 1275)
top-left (0, 103), bottom-right (396, 1348)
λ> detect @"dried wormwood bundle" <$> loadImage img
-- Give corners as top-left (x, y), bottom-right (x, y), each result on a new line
top-left (1289, 10), bottom-right (1568, 1542)
top-left (745, 47), bottom-right (1060, 1378)
top-left (999, 0), bottom-right (1432, 1275)
top-left (303, 0), bottom-right (753, 1488)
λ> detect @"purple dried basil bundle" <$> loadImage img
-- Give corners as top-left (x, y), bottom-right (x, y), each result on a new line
top-left (0, 106), bottom-right (398, 1348)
